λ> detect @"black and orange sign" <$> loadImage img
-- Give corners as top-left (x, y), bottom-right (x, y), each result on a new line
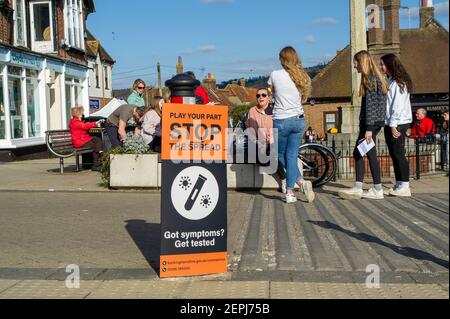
top-left (161, 104), bottom-right (228, 162)
top-left (160, 104), bottom-right (228, 278)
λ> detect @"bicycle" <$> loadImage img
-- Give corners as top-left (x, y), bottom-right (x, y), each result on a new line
top-left (231, 114), bottom-right (338, 188)
top-left (298, 143), bottom-right (337, 188)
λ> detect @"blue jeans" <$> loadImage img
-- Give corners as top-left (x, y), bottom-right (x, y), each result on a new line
top-left (274, 116), bottom-right (306, 190)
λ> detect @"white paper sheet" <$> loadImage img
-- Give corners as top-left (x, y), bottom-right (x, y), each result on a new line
top-left (358, 139), bottom-right (376, 157)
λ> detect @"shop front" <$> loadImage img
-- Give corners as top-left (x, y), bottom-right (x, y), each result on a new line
top-left (0, 45), bottom-right (89, 150)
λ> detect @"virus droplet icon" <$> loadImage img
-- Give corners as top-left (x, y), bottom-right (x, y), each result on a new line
top-left (201, 195), bottom-right (212, 208)
top-left (179, 176), bottom-right (192, 190)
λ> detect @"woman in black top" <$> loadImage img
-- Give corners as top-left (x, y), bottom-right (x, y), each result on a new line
top-left (339, 50), bottom-right (388, 201)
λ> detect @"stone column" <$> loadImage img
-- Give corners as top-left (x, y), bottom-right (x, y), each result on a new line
top-left (350, 0), bottom-right (367, 109)
top-left (342, 0), bottom-right (367, 135)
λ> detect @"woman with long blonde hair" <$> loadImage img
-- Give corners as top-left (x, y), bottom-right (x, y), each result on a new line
top-left (339, 50), bottom-right (388, 201)
top-left (268, 46), bottom-right (314, 204)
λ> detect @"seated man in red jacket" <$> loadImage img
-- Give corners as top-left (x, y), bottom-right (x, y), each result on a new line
top-left (69, 107), bottom-right (104, 171)
top-left (185, 71), bottom-right (210, 105)
top-left (408, 108), bottom-right (436, 141)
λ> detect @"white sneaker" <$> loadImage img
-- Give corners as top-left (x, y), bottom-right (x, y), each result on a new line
top-left (362, 188), bottom-right (384, 200)
top-left (283, 194), bottom-right (298, 204)
top-left (301, 181), bottom-right (315, 203)
top-left (389, 187), bottom-right (412, 198)
top-left (338, 188), bottom-right (363, 200)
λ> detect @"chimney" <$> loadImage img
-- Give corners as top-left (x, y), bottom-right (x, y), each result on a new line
top-left (240, 78), bottom-right (246, 87)
top-left (367, 0), bottom-right (384, 49)
top-left (203, 73), bottom-right (217, 90)
top-left (176, 56), bottom-right (184, 74)
top-left (420, 0), bottom-right (435, 28)
top-left (384, 0), bottom-right (400, 55)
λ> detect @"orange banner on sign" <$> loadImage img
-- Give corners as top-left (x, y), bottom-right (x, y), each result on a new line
top-left (161, 104), bottom-right (228, 161)
top-left (160, 252), bottom-right (228, 278)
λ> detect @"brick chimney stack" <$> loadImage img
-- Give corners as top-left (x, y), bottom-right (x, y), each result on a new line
top-left (367, 0), bottom-right (384, 50)
top-left (420, 0), bottom-right (435, 28)
top-left (203, 73), bottom-right (217, 90)
top-left (384, 0), bottom-right (401, 50)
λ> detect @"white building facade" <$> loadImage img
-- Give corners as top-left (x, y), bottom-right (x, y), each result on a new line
top-left (0, 0), bottom-right (96, 152)
top-left (0, 45), bottom-right (89, 150)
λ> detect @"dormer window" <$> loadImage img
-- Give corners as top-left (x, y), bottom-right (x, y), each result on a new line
top-left (63, 0), bottom-right (85, 50)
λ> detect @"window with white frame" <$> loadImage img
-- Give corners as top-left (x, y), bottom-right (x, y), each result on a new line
top-left (63, 0), bottom-right (85, 50)
top-left (13, 0), bottom-right (27, 47)
top-left (95, 63), bottom-right (100, 88)
top-left (0, 65), bottom-right (5, 140)
top-left (104, 66), bottom-right (109, 90)
top-left (30, 0), bottom-right (55, 53)
top-left (65, 77), bottom-right (84, 126)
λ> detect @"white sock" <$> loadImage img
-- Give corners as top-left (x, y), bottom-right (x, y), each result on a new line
top-left (374, 184), bottom-right (383, 191)
top-left (355, 182), bottom-right (363, 190)
top-left (400, 182), bottom-right (410, 190)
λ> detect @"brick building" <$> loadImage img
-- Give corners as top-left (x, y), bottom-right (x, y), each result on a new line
top-left (0, 0), bottom-right (98, 157)
top-left (202, 73), bottom-right (258, 110)
top-left (308, 0), bottom-right (449, 139)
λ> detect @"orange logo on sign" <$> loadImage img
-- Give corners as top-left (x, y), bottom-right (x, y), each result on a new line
top-left (161, 104), bottom-right (228, 162)
top-left (160, 252), bottom-right (227, 278)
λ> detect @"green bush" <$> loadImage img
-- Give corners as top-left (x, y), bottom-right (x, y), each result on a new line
top-left (230, 104), bottom-right (253, 127)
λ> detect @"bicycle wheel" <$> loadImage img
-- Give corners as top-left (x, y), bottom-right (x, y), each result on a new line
top-left (298, 144), bottom-right (337, 188)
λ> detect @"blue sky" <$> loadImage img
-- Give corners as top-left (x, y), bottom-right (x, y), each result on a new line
top-left (87, 0), bottom-right (449, 89)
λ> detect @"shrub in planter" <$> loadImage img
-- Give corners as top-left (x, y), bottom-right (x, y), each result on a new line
top-left (99, 132), bottom-right (154, 187)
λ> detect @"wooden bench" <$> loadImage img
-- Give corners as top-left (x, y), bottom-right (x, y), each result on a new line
top-left (45, 130), bottom-right (94, 174)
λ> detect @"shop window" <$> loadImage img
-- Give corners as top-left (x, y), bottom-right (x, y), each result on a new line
top-left (8, 76), bottom-right (24, 139)
top-left (26, 77), bottom-right (41, 138)
top-left (30, 1), bottom-right (55, 53)
top-left (65, 77), bottom-right (84, 127)
top-left (65, 83), bottom-right (73, 126)
top-left (0, 74), bottom-right (4, 140)
top-left (13, 0), bottom-right (27, 47)
top-left (64, 0), bottom-right (85, 50)
top-left (8, 66), bottom-right (23, 77)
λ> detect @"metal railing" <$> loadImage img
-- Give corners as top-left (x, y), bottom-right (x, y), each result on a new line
top-left (314, 134), bottom-right (449, 181)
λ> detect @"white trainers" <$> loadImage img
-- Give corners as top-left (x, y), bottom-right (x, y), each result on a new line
top-left (301, 181), bottom-right (315, 203)
top-left (338, 188), bottom-right (364, 200)
top-left (362, 188), bottom-right (384, 200)
top-left (283, 193), bottom-right (298, 204)
top-left (389, 187), bottom-right (412, 198)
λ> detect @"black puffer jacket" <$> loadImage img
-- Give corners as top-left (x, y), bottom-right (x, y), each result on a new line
top-left (360, 76), bottom-right (387, 131)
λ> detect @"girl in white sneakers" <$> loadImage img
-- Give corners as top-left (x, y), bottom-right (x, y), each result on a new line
top-left (380, 54), bottom-right (413, 197)
top-left (339, 50), bottom-right (388, 200)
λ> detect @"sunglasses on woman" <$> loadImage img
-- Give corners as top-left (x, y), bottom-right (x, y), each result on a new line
top-left (137, 86), bottom-right (145, 90)
top-left (256, 94), bottom-right (268, 98)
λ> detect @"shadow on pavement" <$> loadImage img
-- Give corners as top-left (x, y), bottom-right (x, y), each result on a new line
top-left (309, 220), bottom-right (449, 270)
top-left (125, 220), bottom-right (161, 274)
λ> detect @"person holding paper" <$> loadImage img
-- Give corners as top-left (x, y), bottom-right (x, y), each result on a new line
top-left (339, 51), bottom-right (388, 201)
top-left (381, 54), bottom-right (414, 197)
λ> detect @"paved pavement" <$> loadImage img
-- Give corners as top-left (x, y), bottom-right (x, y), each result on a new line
top-left (0, 159), bottom-right (448, 299)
